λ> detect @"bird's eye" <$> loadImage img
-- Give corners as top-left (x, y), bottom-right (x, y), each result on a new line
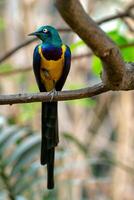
top-left (43, 28), bottom-right (48, 33)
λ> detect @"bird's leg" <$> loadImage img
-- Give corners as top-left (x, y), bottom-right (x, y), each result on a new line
top-left (47, 81), bottom-right (58, 102)
top-left (48, 89), bottom-right (57, 102)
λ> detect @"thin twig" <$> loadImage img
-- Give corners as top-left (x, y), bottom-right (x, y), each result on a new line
top-left (122, 18), bottom-right (134, 32)
top-left (0, 38), bottom-right (36, 63)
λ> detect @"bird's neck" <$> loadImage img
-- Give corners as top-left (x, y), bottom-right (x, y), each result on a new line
top-left (42, 35), bottom-right (62, 46)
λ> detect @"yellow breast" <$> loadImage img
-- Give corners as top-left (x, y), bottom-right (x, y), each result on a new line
top-left (38, 45), bottom-right (66, 91)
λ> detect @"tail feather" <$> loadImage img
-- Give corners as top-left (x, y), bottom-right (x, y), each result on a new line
top-left (41, 102), bottom-right (58, 189)
top-left (47, 148), bottom-right (55, 189)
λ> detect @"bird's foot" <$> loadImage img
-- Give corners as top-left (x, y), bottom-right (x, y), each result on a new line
top-left (47, 89), bottom-right (58, 102)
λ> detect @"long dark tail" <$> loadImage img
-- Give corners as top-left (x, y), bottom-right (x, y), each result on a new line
top-left (41, 102), bottom-right (59, 189)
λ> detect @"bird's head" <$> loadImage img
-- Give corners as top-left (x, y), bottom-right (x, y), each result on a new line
top-left (28, 25), bottom-right (62, 45)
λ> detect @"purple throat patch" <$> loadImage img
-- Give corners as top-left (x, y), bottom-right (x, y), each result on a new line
top-left (41, 45), bottom-right (62, 61)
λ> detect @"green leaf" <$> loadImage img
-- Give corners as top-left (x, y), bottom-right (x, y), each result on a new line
top-left (0, 128), bottom-right (29, 153)
top-left (91, 29), bottom-right (134, 77)
top-left (91, 56), bottom-right (102, 76)
top-left (121, 47), bottom-right (134, 61)
top-left (108, 30), bottom-right (128, 45)
top-left (0, 120), bottom-right (45, 199)
top-left (70, 40), bottom-right (85, 52)
top-left (108, 29), bottom-right (134, 61)
top-left (9, 135), bottom-right (40, 176)
top-left (17, 162), bottom-right (40, 180)
top-left (13, 162), bottom-right (41, 193)
top-left (14, 175), bottom-right (46, 195)
top-left (0, 126), bottom-right (19, 152)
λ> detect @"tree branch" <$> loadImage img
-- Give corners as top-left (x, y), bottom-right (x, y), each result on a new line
top-left (55, 0), bottom-right (129, 89)
top-left (0, 3), bottom-right (133, 64)
top-left (1, 62), bottom-right (134, 105)
top-left (0, 83), bottom-right (108, 105)
top-left (96, 3), bottom-right (134, 24)
top-left (0, 3), bottom-right (133, 105)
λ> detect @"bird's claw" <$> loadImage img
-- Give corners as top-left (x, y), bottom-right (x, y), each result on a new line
top-left (47, 89), bottom-right (58, 102)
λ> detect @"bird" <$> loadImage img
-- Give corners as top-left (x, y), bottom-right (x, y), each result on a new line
top-left (28, 25), bottom-right (71, 189)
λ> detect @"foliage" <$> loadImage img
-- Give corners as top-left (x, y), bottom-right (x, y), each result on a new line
top-left (91, 28), bottom-right (134, 76)
top-left (0, 115), bottom-right (114, 200)
top-left (70, 41), bottom-right (85, 52)
top-left (0, 117), bottom-right (89, 200)
top-left (0, 117), bottom-right (53, 200)
top-left (0, 1), bottom-right (133, 199)
top-left (70, 24), bottom-right (134, 77)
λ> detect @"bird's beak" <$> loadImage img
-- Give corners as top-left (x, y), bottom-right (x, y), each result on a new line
top-left (28, 31), bottom-right (39, 36)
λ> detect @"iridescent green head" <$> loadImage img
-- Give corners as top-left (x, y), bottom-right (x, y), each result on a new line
top-left (28, 25), bottom-right (62, 45)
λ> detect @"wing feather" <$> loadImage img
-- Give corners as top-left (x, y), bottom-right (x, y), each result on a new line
top-left (56, 45), bottom-right (71, 91)
top-left (33, 45), bottom-right (46, 92)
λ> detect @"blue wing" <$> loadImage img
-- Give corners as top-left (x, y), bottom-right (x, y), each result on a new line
top-left (33, 45), bottom-right (46, 92)
top-left (56, 45), bottom-right (71, 91)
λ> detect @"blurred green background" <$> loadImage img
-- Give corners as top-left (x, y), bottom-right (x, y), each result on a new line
top-left (0, 0), bottom-right (134, 199)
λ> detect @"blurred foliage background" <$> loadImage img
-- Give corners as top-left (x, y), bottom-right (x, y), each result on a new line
top-left (0, 0), bottom-right (134, 199)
